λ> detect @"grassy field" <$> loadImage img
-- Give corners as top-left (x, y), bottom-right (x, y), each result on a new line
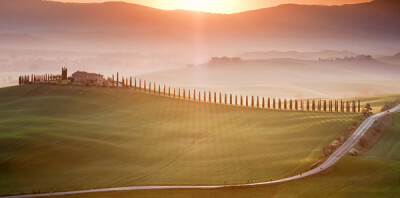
top-left (47, 112), bottom-right (400, 198)
top-left (0, 85), bottom-right (363, 195)
top-left (358, 94), bottom-right (400, 114)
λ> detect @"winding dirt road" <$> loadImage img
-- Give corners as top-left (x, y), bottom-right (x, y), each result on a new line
top-left (4, 104), bottom-right (400, 198)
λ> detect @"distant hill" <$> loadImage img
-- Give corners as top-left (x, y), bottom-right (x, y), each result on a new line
top-left (0, 0), bottom-right (399, 53)
top-left (376, 53), bottom-right (400, 65)
top-left (140, 57), bottom-right (400, 98)
top-left (237, 50), bottom-right (359, 60)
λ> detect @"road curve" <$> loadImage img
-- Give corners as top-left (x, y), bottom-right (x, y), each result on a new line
top-left (3, 104), bottom-right (400, 198)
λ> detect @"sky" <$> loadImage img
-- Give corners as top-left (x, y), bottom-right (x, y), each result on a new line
top-left (51, 0), bottom-right (372, 13)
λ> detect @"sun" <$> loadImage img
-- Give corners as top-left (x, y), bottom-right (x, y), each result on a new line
top-left (158, 0), bottom-right (222, 13)
top-left (179, 0), bottom-right (216, 12)
top-left (187, 0), bottom-right (213, 11)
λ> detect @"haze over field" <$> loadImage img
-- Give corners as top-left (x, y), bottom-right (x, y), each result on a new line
top-left (0, 0), bottom-right (399, 98)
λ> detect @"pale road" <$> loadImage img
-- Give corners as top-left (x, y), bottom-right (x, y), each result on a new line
top-left (3, 104), bottom-right (400, 198)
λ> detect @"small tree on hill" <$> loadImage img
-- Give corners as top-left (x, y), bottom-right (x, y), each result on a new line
top-left (363, 103), bottom-right (373, 116)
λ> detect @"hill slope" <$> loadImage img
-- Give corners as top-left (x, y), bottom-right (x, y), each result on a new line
top-left (0, 85), bottom-right (358, 195)
top-left (44, 113), bottom-right (400, 198)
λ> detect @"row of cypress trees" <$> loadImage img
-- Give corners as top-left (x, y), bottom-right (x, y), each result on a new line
top-left (19, 74), bottom-right (61, 85)
top-left (111, 75), bottom-right (361, 113)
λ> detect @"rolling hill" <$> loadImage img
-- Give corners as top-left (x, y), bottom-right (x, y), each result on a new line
top-left (53, 113), bottom-right (400, 198)
top-left (0, 85), bottom-right (359, 196)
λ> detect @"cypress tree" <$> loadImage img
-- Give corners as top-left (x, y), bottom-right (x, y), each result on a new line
top-left (257, 96), bottom-right (259, 108)
top-left (352, 100), bottom-right (356, 113)
top-left (219, 92), bottom-right (222, 104)
top-left (235, 95), bottom-right (238, 106)
top-left (284, 99), bottom-right (287, 110)
top-left (300, 100), bottom-right (303, 110)
top-left (179, 88), bottom-right (181, 98)
top-left (130, 77), bottom-right (132, 88)
top-left (209, 91), bottom-right (212, 102)
top-left (246, 96), bottom-right (248, 107)
top-left (279, 98), bottom-right (281, 109)
top-left (230, 94), bottom-right (233, 105)
top-left (225, 94), bottom-right (227, 104)
top-left (117, 72), bottom-right (119, 86)
top-left (199, 91), bottom-right (201, 101)
top-left (159, 85), bottom-right (161, 95)
top-left (251, 96), bottom-right (254, 107)
top-left (154, 83), bottom-right (156, 94)
top-left (262, 97), bottom-right (265, 108)
top-left (311, 100), bottom-right (315, 111)
top-left (273, 98), bottom-right (276, 109)
top-left (149, 82), bottom-right (151, 92)
top-left (174, 88), bottom-right (175, 97)
top-left (204, 91), bottom-right (206, 102)
top-left (358, 100), bottom-right (361, 112)
top-left (241, 95), bottom-right (243, 106)
top-left (324, 100), bottom-right (326, 112)
top-left (214, 92), bottom-right (217, 103)
top-left (268, 98), bottom-right (270, 109)
top-left (183, 89), bottom-right (186, 99)
top-left (194, 89), bottom-right (196, 100)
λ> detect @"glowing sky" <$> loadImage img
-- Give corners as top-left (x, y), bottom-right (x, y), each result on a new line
top-left (52, 0), bottom-right (372, 13)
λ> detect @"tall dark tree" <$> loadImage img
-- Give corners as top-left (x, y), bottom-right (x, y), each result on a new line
top-left (262, 97), bottom-right (265, 108)
top-left (312, 100), bottom-right (315, 111)
top-left (235, 95), bottom-right (238, 106)
top-left (273, 98), bottom-right (276, 109)
top-left (279, 98), bottom-right (281, 109)
top-left (284, 99), bottom-right (287, 110)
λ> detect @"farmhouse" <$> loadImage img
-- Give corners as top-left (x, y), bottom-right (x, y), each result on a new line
top-left (71, 71), bottom-right (105, 85)
top-left (209, 56), bottom-right (242, 64)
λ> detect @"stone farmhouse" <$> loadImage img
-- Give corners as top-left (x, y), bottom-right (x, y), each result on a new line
top-left (71, 71), bottom-right (105, 85)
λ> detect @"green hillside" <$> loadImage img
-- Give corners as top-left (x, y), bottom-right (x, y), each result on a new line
top-left (53, 113), bottom-right (400, 198)
top-left (0, 85), bottom-right (359, 195)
